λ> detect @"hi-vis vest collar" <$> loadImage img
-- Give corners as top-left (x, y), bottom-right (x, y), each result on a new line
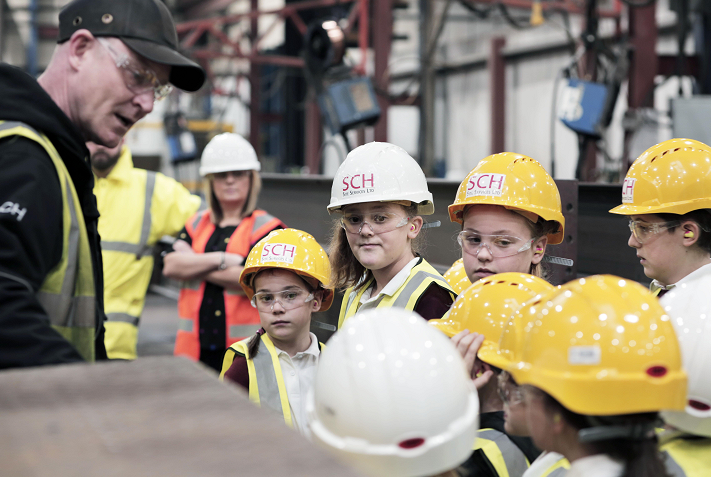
top-left (338, 258), bottom-right (455, 329)
top-left (0, 121), bottom-right (96, 361)
top-left (660, 431), bottom-right (711, 477)
top-left (474, 428), bottom-right (531, 477)
top-left (221, 333), bottom-right (325, 429)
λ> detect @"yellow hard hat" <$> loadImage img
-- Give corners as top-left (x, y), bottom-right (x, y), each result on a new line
top-left (507, 275), bottom-right (687, 416)
top-left (443, 259), bottom-right (472, 295)
top-left (430, 273), bottom-right (554, 364)
top-left (240, 228), bottom-right (334, 311)
top-left (448, 153), bottom-right (565, 244)
top-left (609, 139), bottom-right (711, 216)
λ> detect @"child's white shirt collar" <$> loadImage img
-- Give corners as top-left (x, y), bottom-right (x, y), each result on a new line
top-left (359, 257), bottom-right (420, 305)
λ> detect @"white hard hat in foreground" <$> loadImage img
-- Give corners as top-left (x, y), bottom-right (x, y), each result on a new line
top-left (306, 308), bottom-right (479, 477)
top-left (661, 272), bottom-right (711, 437)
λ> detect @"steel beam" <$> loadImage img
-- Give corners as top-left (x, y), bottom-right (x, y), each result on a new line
top-left (624, 2), bottom-right (657, 169)
top-left (373, 0), bottom-right (393, 142)
top-left (250, 0), bottom-right (261, 157)
top-left (490, 37), bottom-right (506, 154)
top-left (460, 0), bottom-right (620, 17)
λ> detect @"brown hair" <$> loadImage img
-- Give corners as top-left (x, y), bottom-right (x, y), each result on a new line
top-left (328, 204), bottom-right (423, 291)
top-left (204, 170), bottom-right (262, 224)
top-left (523, 218), bottom-right (562, 280)
top-left (657, 210), bottom-right (711, 255)
top-left (540, 391), bottom-right (670, 477)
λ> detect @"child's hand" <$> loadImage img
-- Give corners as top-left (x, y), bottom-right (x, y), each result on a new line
top-left (451, 330), bottom-right (494, 390)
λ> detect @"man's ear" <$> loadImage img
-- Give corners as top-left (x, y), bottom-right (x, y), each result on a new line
top-left (66, 30), bottom-right (96, 71)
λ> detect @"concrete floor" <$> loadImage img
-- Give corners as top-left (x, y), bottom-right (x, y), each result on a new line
top-left (136, 293), bottom-right (179, 357)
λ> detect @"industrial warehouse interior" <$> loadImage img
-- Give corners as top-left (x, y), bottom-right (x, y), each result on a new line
top-left (1, 0), bottom-right (710, 476)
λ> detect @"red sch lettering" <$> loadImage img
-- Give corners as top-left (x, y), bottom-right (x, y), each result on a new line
top-left (489, 174), bottom-right (504, 190)
top-left (350, 175), bottom-right (362, 190)
top-left (362, 174), bottom-right (374, 188)
top-left (476, 174), bottom-right (490, 188)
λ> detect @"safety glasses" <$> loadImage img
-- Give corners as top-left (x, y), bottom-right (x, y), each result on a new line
top-left (627, 220), bottom-right (680, 244)
top-left (497, 371), bottom-right (524, 405)
top-left (341, 212), bottom-right (410, 235)
top-left (457, 231), bottom-right (534, 258)
top-left (97, 38), bottom-right (173, 102)
top-left (251, 288), bottom-right (314, 312)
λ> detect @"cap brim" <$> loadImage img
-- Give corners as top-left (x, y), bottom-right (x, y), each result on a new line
top-left (123, 37), bottom-right (206, 92)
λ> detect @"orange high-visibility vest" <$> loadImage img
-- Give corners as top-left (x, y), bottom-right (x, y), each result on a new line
top-left (174, 209), bottom-right (285, 360)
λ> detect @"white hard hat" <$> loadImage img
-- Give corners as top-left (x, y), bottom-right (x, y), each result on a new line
top-left (660, 271), bottom-right (711, 437)
top-left (306, 308), bottom-right (479, 477)
top-left (199, 133), bottom-right (261, 176)
top-left (327, 142), bottom-right (434, 215)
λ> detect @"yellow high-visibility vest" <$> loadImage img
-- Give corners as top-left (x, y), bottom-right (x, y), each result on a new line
top-left (221, 333), bottom-right (326, 429)
top-left (661, 434), bottom-right (711, 476)
top-left (95, 146), bottom-right (200, 360)
top-left (0, 121), bottom-right (96, 361)
top-left (338, 258), bottom-right (455, 328)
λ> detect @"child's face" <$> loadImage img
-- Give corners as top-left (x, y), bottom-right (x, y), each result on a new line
top-left (342, 202), bottom-right (415, 272)
top-left (523, 386), bottom-right (560, 453)
top-left (253, 269), bottom-right (320, 343)
top-left (499, 374), bottom-right (529, 436)
top-left (461, 205), bottom-right (544, 283)
top-left (627, 214), bottom-right (686, 286)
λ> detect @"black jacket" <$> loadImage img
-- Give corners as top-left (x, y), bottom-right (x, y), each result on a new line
top-left (0, 63), bottom-right (107, 368)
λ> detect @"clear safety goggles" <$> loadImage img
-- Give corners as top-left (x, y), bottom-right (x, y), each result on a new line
top-left (497, 371), bottom-right (524, 405)
top-left (457, 231), bottom-right (534, 258)
top-left (251, 288), bottom-right (314, 312)
top-left (340, 212), bottom-right (410, 235)
top-left (97, 38), bottom-right (173, 102)
top-left (627, 220), bottom-right (679, 244)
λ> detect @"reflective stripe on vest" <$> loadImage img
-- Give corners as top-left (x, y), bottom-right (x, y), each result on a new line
top-left (474, 428), bottom-right (530, 477)
top-left (100, 170), bottom-right (156, 258)
top-left (338, 258), bottom-right (455, 329)
top-left (233, 334), bottom-right (293, 428)
top-left (106, 312), bottom-right (140, 327)
top-left (0, 121), bottom-right (96, 361)
top-left (545, 468), bottom-right (568, 477)
top-left (174, 209), bottom-right (285, 360)
top-left (229, 324), bottom-right (262, 338)
top-left (661, 436), bottom-right (711, 477)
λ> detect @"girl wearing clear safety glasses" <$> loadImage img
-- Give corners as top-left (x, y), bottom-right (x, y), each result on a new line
top-left (220, 229), bottom-right (333, 437)
top-left (609, 139), bottom-right (711, 298)
top-left (327, 142), bottom-right (456, 328)
top-left (447, 153), bottom-right (566, 286)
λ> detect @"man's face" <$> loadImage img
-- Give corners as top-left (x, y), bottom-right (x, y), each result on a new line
top-left (88, 139), bottom-right (123, 173)
top-left (74, 35), bottom-right (171, 148)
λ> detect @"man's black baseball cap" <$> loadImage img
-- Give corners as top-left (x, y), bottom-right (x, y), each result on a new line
top-left (58, 0), bottom-right (205, 92)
